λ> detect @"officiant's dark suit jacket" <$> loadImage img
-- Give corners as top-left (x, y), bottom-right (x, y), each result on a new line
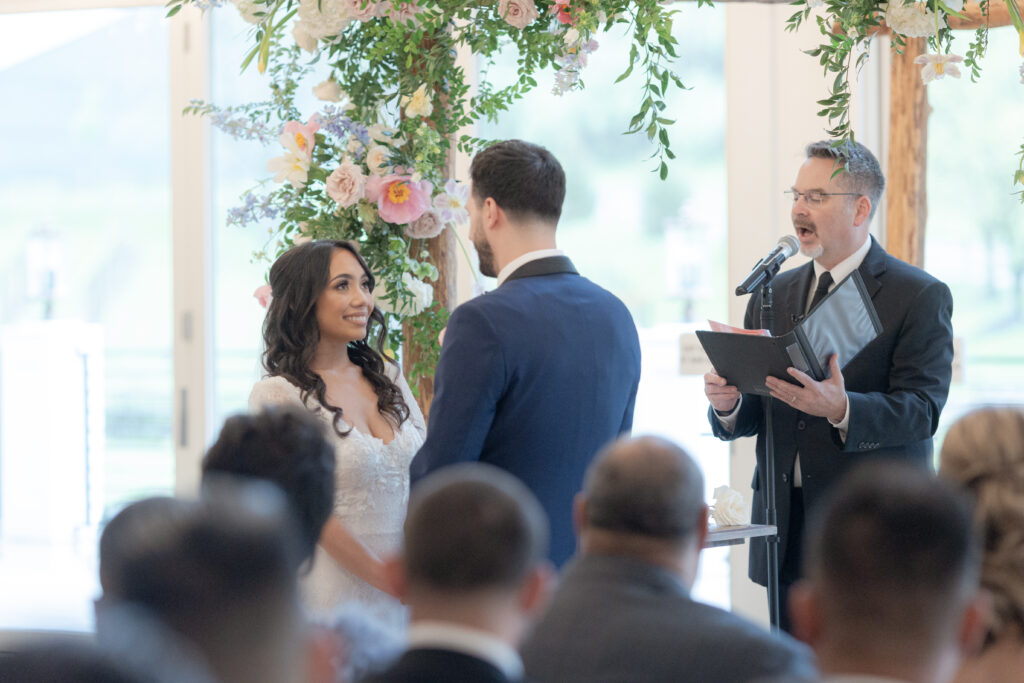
top-left (361, 649), bottom-right (522, 683)
top-left (520, 554), bottom-right (817, 683)
top-left (709, 237), bottom-right (954, 586)
top-left (410, 256), bottom-right (642, 566)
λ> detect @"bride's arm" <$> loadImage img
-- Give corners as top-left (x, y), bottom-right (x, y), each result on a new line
top-left (318, 516), bottom-right (398, 597)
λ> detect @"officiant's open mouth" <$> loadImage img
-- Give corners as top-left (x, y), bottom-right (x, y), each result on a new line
top-left (794, 224), bottom-right (816, 240)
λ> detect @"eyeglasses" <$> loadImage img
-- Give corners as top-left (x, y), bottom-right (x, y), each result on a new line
top-left (785, 189), bottom-right (861, 205)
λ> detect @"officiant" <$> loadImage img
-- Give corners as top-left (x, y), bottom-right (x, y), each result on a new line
top-left (703, 140), bottom-right (954, 633)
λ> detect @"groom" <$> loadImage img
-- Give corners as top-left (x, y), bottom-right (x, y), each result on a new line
top-left (411, 140), bottom-right (642, 567)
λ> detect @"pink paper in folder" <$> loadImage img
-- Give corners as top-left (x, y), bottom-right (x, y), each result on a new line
top-left (708, 320), bottom-right (770, 337)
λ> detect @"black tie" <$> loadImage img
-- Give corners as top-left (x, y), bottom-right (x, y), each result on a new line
top-left (808, 271), bottom-right (834, 312)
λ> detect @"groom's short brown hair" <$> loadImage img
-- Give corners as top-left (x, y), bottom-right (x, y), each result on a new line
top-left (470, 140), bottom-right (565, 225)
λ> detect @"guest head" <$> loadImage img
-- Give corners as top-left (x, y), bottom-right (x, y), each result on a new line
top-left (793, 140), bottom-right (884, 268)
top-left (575, 435), bottom-right (708, 585)
top-left (95, 483), bottom-right (308, 683)
top-left (202, 405), bottom-right (335, 569)
top-left (386, 463), bottom-right (553, 642)
top-left (940, 406), bottom-right (1024, 681)
top-left (790, 462), bottom-right (986, 683)
top-left (0, 637), bottom-right (179, 683)
top-left (261, 239), bottom-right (409, 436)
top-left (468, 140), bottom-right (566, 277)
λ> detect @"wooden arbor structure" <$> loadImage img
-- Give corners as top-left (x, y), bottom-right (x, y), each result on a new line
top-left (405, 2), bottom-right (1019, 416)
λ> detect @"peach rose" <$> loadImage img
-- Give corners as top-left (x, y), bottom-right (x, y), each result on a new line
top-left (326, 162), bottom-right (366, 208)
top-left (498, 0), bottom-right (539, 29)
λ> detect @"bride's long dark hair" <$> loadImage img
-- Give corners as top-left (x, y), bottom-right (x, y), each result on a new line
top-left (261, 240), bottom-right (410, 437)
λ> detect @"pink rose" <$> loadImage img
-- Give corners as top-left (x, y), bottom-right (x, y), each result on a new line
top-left (344, 0), bottom-right (381, 21)
top-left (405, 208), bottom-right (445, 238)
top-left (386, 1), bottom-right (423, 25)
top-left (326, 162), bottom-right (366, 208)
top-left (254, 284), bottom-right (273, 308)
top-left (498, 0), bottom-right (539, 29)
top-left (365, 174), bottom-right (433, 224)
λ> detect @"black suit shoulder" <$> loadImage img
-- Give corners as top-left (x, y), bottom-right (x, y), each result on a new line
top-left (360, 649), bottom-right (512, 683)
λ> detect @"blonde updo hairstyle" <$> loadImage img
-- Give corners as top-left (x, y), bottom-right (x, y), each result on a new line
top-left (939, 406), bottom-right (1024, 645)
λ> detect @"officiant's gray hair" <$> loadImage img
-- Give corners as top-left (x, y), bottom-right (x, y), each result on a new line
top-left (582, 435), bottom-right (705, 542)
top-left (806, 140), bottom-right (885, 220)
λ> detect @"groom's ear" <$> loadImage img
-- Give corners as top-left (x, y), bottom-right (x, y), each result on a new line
top-left (482, 197), bottom-right (503, 231)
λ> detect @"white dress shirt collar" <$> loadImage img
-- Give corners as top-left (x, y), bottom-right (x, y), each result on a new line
top-left (407, 620), bottom-right (523, 680)
top-left (812, 234), bottom-right (872, 291)
top-left (496, 248), bottom-right (565, 287)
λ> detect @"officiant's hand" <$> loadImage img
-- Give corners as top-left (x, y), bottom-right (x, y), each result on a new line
top-left (704, 370), bottom-right (740, 413)
top-left (766, 354), bottom-right (846, 422)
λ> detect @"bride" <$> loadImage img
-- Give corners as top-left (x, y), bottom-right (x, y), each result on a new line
top-left (249, 239), bottom-right (425, 627)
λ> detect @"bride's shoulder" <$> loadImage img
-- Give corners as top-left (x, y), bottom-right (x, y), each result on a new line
top-left (248, 375), bottom-right (304, 411)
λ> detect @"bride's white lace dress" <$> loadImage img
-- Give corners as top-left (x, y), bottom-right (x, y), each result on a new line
top-left (248, 365), bottom-right (425, 628)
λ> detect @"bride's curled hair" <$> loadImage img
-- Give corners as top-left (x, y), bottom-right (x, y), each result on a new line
top-left (260, 240), bottom-right (410, 437)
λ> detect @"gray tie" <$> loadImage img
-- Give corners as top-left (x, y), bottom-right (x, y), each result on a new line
top-left (808, 271), bottom-right (834, 312)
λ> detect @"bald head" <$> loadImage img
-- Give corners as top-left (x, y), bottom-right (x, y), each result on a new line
top-left (580, 436), bottom-right (707, 558)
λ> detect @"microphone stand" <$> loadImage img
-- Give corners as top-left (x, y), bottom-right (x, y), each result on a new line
top-left (759, 282), bottom-right (781, 633)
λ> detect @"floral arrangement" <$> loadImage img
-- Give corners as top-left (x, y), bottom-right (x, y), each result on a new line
top-left (168, 0), bottom-right (691, 384)
top-left (786, 0), bottom-right (1024, 202)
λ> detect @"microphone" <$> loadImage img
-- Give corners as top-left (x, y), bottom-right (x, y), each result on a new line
top-left (735, 235), bottom-right (800, 296)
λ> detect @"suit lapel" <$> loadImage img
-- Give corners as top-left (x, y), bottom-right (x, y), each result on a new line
top-left (857, 236), bottom-right (887, 300)
top-left (503, 255), bottom-right (578, 283)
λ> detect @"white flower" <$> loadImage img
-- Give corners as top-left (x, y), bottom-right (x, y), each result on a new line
top-left (375, 273), bottom-right (433, 316)
top-left (365, 144), bottom-right (391, 175)
top-left (433, 179), bottom-right (469, 225)
top-left (313, 79), bottom-right (344, 102)
top-left (366, 123), bottom-right (399, 144)
top-left (346, 137), bottom-right (363, 154)
top-left (266, 132), bottom-right (311, 188)
top-left (325, 161), bottom-right (366, 208)
top-left (297, 0), bottom-right (352, 41)
top-left (401, 84), bottom-right (433, 118)
top-left (1019, 62), bottom-right (1024, 85)
top-left (884, 2), bottom-right (939, 38)
top-left (806, 0), bottom-right (824, 7)
top-left (710, 486), bottom-right (750, 527)
top-left (292, 22), bottom-right (319, 53)
top-left (405, 209), bottom-right (445, 238)
top-left (231, 0), bottom-right (266, 24)
top-left (563, 27), bottom-right (580, 45)
top-left (497, 0), bottom-right (539, 29)
top-left (914, 52), bottom-right (964, 83)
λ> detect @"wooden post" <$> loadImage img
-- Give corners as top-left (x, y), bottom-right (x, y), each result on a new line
top-left (401, 227), bottom-right (457, 421)
top-left (886, 36), bottom-right (930, 267)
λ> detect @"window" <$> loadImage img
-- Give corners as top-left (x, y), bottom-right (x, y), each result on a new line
top-left (926, 26), bottom-right (1024, 436)
top-left (0, 6), bottom-right (173, 632)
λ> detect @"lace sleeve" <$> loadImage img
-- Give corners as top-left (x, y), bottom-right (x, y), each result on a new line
top-left (389, 363), bottom-right (426, 437)
top-left (248, 376), bottom-right (306, 413)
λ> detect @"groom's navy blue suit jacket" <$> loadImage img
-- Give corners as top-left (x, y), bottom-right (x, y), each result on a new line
top-left (411, 256), bottom-right (642, 566)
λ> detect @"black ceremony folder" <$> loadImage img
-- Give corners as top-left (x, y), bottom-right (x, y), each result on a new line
top-left (696, 271), bottom-right (882, 396)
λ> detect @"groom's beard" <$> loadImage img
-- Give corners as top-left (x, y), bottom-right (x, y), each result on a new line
top-left (474, 235), bottom-right (497, 278)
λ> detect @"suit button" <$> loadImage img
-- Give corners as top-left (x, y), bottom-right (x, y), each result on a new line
top-left (797, 420), bottom-right (807, 430)
top-left (782, 473), bottom-right (789, 483)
